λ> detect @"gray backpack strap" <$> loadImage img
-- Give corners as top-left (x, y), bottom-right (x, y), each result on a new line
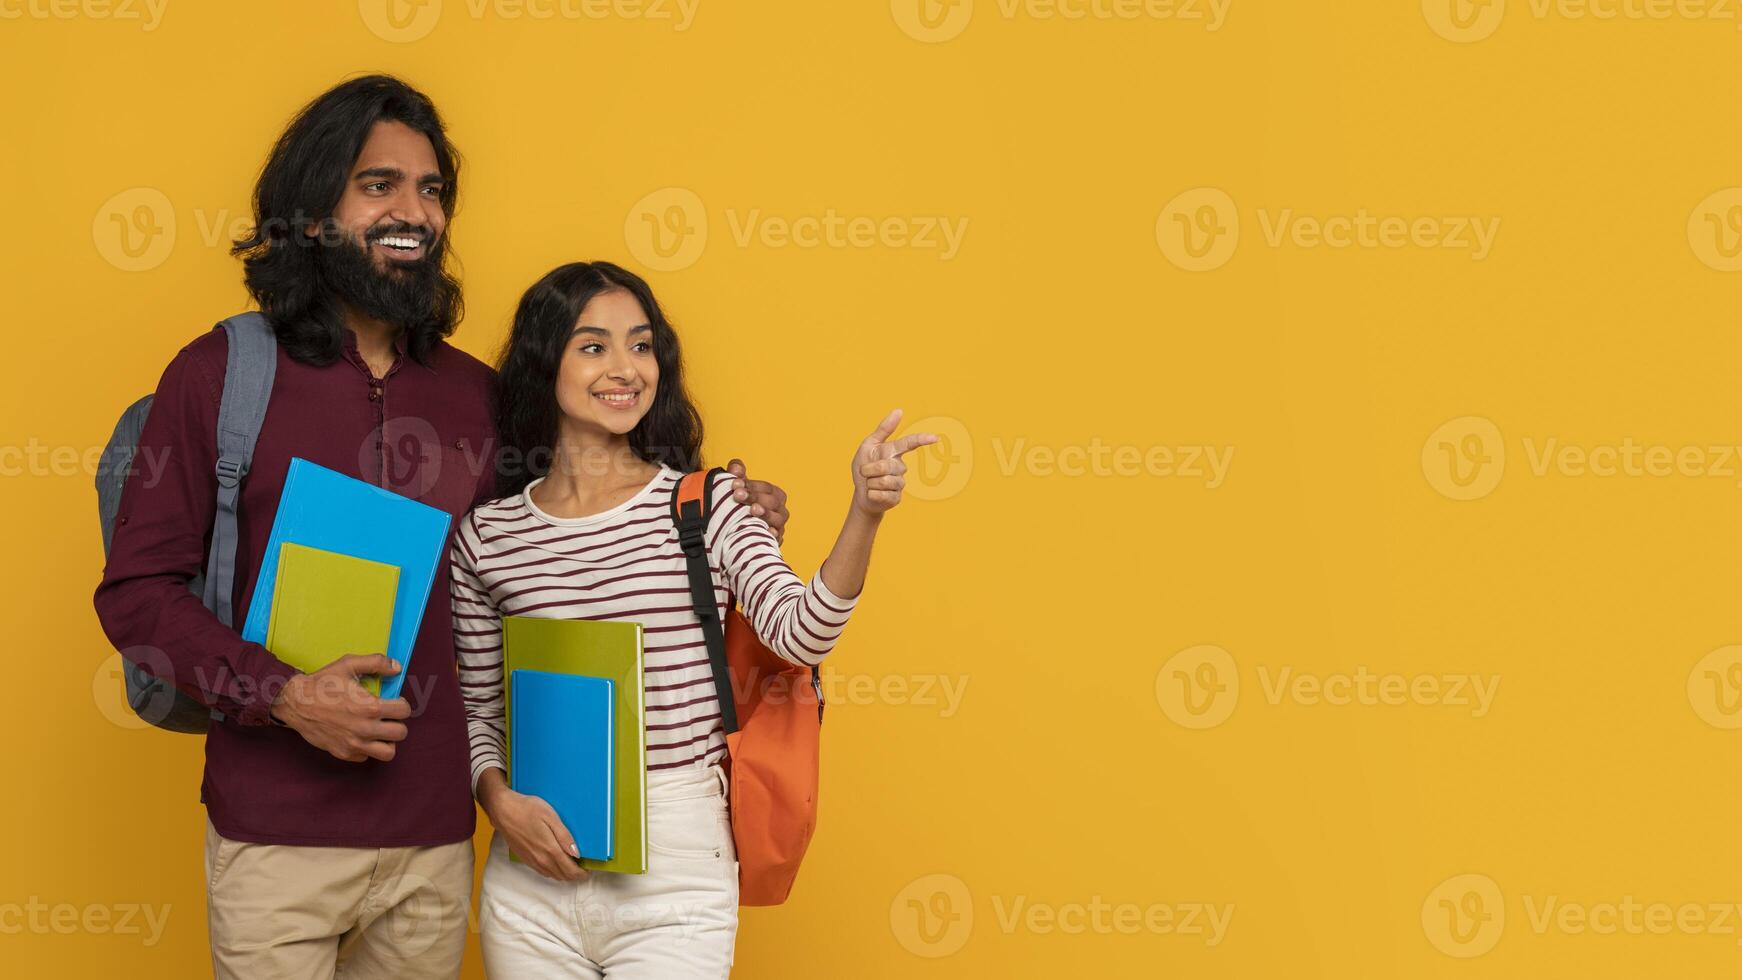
top-left (200, 312), bottom-right (277, 628)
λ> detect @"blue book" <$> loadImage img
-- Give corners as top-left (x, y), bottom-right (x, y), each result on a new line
top-left (510, 670), bottom-right (615, 862)
top-left (241, 457), bottom-right (453, 701)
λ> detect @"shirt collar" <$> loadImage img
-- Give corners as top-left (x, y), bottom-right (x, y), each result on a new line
top-left (340, 325), bottom-right (410, 357)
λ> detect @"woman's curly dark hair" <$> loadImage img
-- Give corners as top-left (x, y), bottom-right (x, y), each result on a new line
top-left (494, 261), bottom-right (705, 497)
top-left (230, 74), bottom-right (463, 365)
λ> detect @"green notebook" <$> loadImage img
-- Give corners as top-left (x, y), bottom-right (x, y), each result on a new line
top-left (265, 542), bottom-right (400, 696)
top-left (503, 616), bottom-right (647, 875)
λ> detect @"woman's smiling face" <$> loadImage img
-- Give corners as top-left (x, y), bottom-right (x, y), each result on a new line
top-left (555, 287), bottom-right (660, 441)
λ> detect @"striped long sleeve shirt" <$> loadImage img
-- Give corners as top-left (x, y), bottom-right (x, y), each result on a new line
top-left (451, 465), bottom-right (857, 788)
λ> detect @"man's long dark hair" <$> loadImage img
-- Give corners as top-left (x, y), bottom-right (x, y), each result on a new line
top-left (231, 75), bottom-right (462, 365)
top-left (494, 262), bottom-right (704, 498)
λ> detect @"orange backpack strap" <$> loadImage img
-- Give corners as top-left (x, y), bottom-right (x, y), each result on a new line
top-left (671, 467), bottom-right (740, 733)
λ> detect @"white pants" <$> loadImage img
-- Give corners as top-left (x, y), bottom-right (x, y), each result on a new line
top-left (480, 763), bottom-right (739, 978)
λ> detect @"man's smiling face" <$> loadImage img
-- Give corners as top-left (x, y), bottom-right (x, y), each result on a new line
top-left (327, 118), bottom-right (447, 270)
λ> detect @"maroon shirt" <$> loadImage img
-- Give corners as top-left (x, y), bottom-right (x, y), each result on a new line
top-left (94, 322), bottom-right (497, 847)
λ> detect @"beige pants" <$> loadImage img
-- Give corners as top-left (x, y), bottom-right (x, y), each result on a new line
top-left (203, 818), bottom-right (474, 980)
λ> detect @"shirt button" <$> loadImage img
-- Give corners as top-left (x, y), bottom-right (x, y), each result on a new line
top-left (368, 392), bottom-right (379, 401)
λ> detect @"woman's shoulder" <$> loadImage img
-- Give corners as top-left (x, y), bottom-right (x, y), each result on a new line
top-left (460, 493), bottom-right (532, 541)
top-left (700, 467), bottom-right (753, 527)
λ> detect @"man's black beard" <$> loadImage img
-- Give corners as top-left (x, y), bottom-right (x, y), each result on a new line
top-left (316, 231), bottom-right (456, 334)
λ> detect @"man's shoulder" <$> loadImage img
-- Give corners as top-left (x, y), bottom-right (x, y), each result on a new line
top-left (427, 340), bottom-right (497, 388)
top-left (154, 322), bottom-right (233, 406)
top-left (173, 321), bottom-right (231, 360)
top-left (169, 314), bottom-right (277, 376)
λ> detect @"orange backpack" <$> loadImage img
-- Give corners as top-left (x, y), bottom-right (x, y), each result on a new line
top-left (670, 468), bottom-right (824, 906)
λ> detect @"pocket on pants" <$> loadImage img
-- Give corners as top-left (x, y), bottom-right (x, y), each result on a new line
top-left (204, 821), bottom-right (246, 891)
top-left (646, 796), bottom-right (732, 864)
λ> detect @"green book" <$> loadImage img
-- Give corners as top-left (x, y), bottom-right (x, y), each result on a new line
top-left (503, 616), bottom-right (647, 875)
top-left (265, 542), bottom-right (400, 696)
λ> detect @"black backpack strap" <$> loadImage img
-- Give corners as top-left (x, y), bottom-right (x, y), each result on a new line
top-left (672, 467), bottom-right (740, 734)
top-left (200, 312), bottom-right (277, 629)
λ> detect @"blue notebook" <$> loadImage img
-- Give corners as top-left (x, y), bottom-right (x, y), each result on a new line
top-left (241, 457), bottom-right (454, 701)
top-left (510, 670), bottom-right (615, 862)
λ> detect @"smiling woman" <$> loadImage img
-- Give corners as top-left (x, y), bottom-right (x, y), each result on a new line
top-left (464, 259), bottom-right (934, 975)
top-left (492, 261), bottom-right (705, 493)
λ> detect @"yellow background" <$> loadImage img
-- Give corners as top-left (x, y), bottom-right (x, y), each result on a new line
top-left (5, 0), bottom-right (1742, 975)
